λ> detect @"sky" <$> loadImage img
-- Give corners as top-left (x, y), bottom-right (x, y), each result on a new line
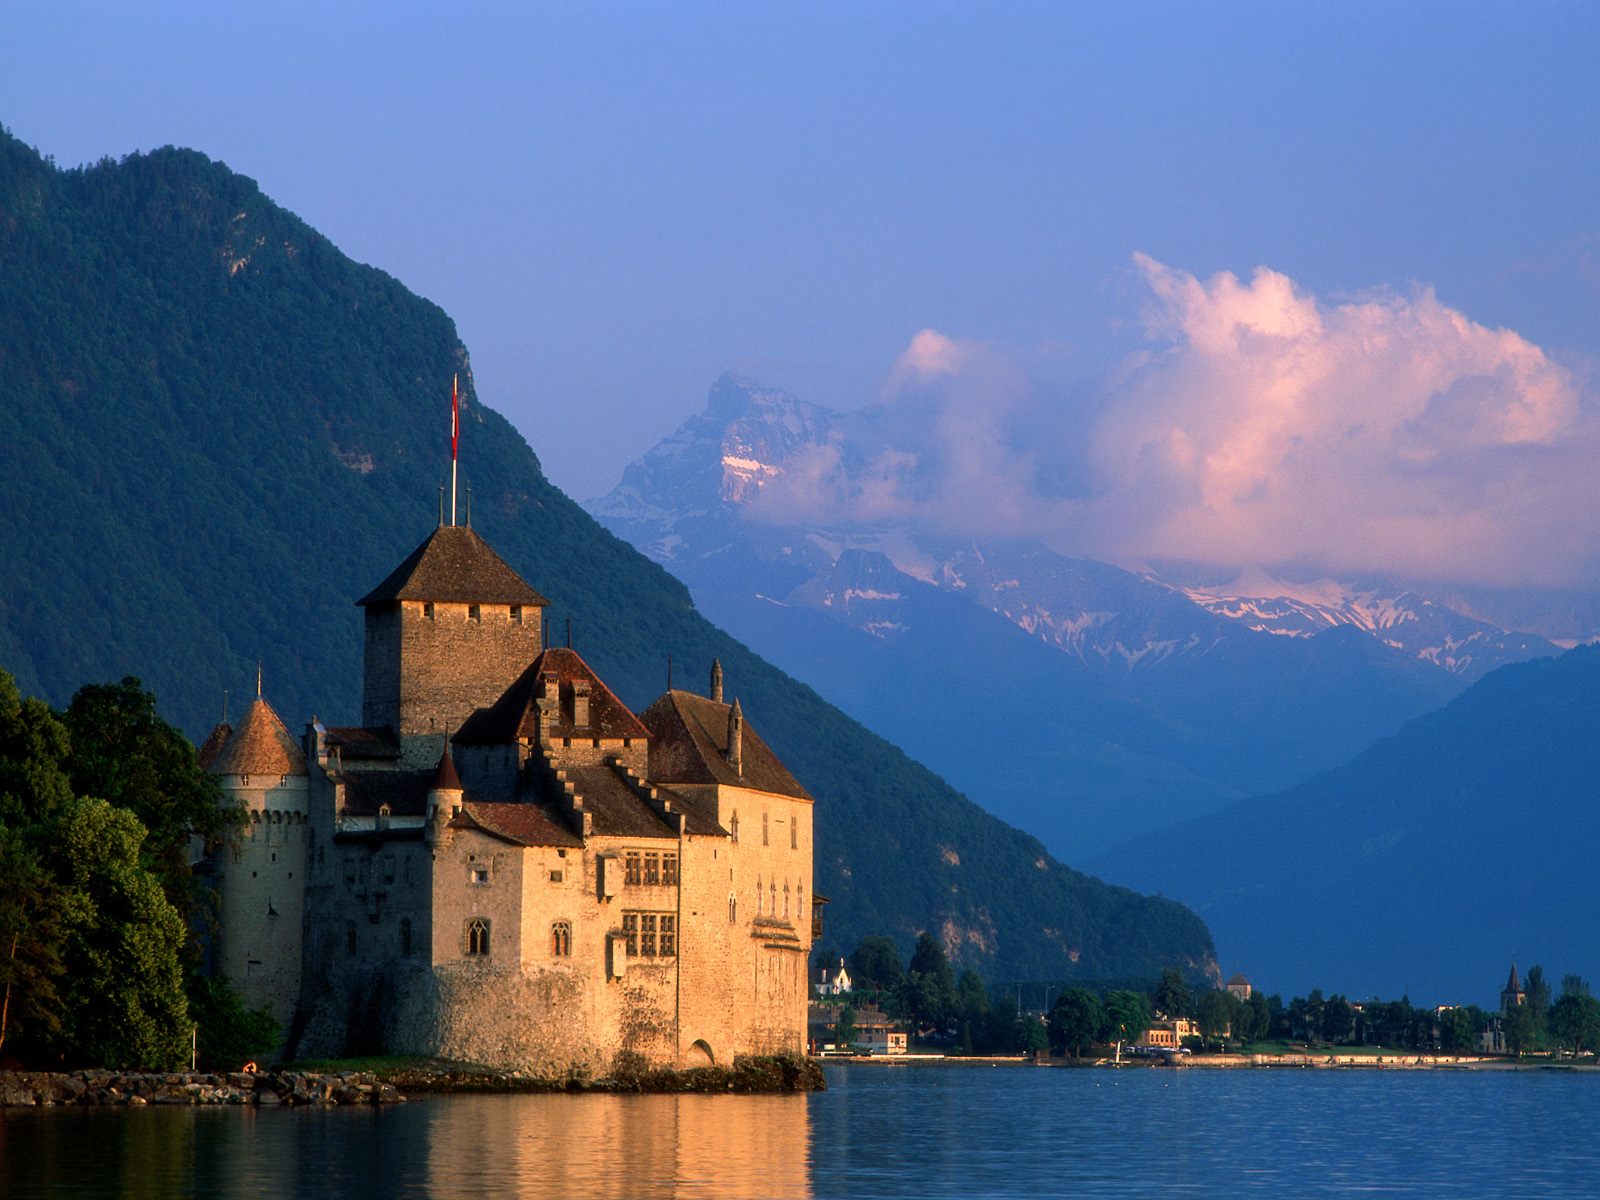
top-left (4, 0), bottom-right (1597, 585)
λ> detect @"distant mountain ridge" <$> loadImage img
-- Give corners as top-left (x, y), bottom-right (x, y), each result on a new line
top-left (1090, 644), bottom-right (1600, 1002)
top-left (591, 375), bottom-right (1570, 856)
top-left (0, 127), bottom-right (1214, 984)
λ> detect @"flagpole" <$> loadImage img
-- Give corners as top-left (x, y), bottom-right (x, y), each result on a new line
top-left (451, 374), bottom-right (459, 527)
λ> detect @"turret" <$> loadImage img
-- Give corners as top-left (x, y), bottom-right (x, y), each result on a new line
top-left (426, 742), bottom-right (465, 844)
top-left (710, 659), bottom-right (724, 703)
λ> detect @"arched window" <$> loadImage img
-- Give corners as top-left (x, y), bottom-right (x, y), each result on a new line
top-left (730, 812), bottom-right (740, 843)
top-left (784, 883), bottom-right (791, 918)
top-left (728, 895), bottom-right (737, 924)
top-left (770, 881), bottom-right (777, 915)
top-left (467, 917), bottom-right (491, 957)
top-left (551, 921), bottom-right (571, 957)
top-left (400, 917), bottom-right (413, 957)
top-left (756, 877), bottom-right (764, 915)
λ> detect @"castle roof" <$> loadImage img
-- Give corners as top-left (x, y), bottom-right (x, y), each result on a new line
top-left (337, 768), bottom-right (432, 817)
top-left (455, 647), bottom-right (650, 744)
top-left (357, 525), bottom-right (549, 608)
top-left (452, 801), bottom-right (582, 848)
top-left (197, 721), bottom-right (233, 769)
top-left (432, 745), bottom-right (463, 792)
top-left (1505, 963), bottom-right (1524, 995)
top-left (324, 726), bottom-right (401, 760)
top-left (209, 699), bottom-right (306, 777)
top-left (641, 690), bottom-right (812, 802)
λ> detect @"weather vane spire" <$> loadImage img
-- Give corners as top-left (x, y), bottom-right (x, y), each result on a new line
top-left (451, 373), bottom-right (460, 527)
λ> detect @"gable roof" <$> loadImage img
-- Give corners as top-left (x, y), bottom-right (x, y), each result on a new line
top-left (456, 647), bottom-right (650, 744)
top-left (357, 525), bottom-right (549, 607)
top-left (640, 690), bottom-right (811, 802)
top-left (209, 699), bottom-right (306, 777)
top-left (452, 801), bottom-right (582, 848)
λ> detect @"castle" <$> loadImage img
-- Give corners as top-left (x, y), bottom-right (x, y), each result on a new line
top-left (198, 520), bottom-right (816, 1073)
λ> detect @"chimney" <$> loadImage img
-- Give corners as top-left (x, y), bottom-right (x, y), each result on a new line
top-left (710, 659), bottom-right (724, 703)
top-left (572, 678), bottom-right (592, 729)
top-left (537, 671), bottom-right (561, 735)
top-left (726, 698), bottom-right (744, 777)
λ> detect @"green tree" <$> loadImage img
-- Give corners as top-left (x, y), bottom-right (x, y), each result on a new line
top-left (189, 975), bottom-right (280, 1070)
top-left (904, 932), bottom-right (956, 1033)
top-left (1196, 989), bottom-right (1236, 1047)
top-left (1524, 965), bottom-right (1552, 1050)
top-left (1438, 1006), bottom-right (1478, 1053)
top-left (1503, 1001), bottom-right (1537, 1057)
top-left (62, 677), bottom-right (231, 917)
top-left (0, 829), bottom-right (78, 1056)
top-left (834, 1002), bottom-right (857, 1051)
top-left (848, 936), bottom-right (905, 995)
top-left (1155, 967), bottom-right (1192, 1018)
top-left (1015, 1012), bottom-right (1048, 1056)
top-left (1049, 988), bottom-right (1104, 1057)
top-left (50, 798), bottom-right (191, 1069)
top-left (1102, 990), bottom-right (1151, 1049)
top-left (1550, 989), bottom-right (1600, 1056)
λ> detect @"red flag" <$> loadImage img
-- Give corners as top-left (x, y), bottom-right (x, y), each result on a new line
top-left (451, 374), bottom-right (460, 460)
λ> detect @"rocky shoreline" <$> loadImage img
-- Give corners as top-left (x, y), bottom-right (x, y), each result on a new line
top-left (0, 1054), bottom-right (826, 1107)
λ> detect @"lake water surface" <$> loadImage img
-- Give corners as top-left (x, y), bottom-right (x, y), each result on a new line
top-left (3, 1063), bottom-right (1597, 1198)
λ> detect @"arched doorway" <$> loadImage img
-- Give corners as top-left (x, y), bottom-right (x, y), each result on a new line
top-left (688, 1039), bottom-right (715, 1067)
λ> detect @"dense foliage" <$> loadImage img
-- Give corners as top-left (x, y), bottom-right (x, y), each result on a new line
top-left (0, 126), bottom-right (1214, 983)
top-left (0, 669), bottom-right (275, 1069)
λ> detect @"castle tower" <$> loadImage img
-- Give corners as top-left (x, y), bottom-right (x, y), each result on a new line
top-left (1502, 962), bottom-right (1526, 1012)
top-left (207, 692), bottom-right (308, 1034)
top-left (358, 525), bottom-right (548, 745)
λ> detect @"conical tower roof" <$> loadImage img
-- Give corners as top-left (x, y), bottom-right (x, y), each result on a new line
top-left (209, 698), bottom-right (306, 777)
top-left (431, 744), bottom-right (463, 792)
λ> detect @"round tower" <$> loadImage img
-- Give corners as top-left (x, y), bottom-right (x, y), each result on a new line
top-left (208, 692), bottom-right (309, 1035)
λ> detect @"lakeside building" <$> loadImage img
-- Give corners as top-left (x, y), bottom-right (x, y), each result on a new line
top-left (808, 1004), bottom-right (908, 1055)
top-left (812, 957), bottom-right (853, 997)
top-left (1139, 1016), bottom-right (1201, 1049)
top-left (200, 521), bottom-right (817, 1073)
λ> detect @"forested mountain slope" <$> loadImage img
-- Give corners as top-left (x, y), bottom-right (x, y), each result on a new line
top-left (0, 128), bottom-right (1214, 984)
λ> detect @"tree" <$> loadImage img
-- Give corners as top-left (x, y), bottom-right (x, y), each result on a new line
top-left (1550, 990), bottom-right (1600, 1057)
top-left (62, 677), bottom-right (231, 918)
top-left (1102, 990), bottom-right (1151, 1048)
top-left (1196, 989), bottom-right (1236, 1047)
top-left (0, 829), bottom-right (78, 1057)
top-left (189, 975), bottom-right (280, 1070)
top-left (1438, 1006), bottom-right (1478, 1053)
top-left (1155, 968), bottom-right (1192, 1018)
top-left (904, 932), bottom-right (956, 1033)
top-left (835, 1002), bottom-right (857, 1051)
top-left (1524, 965), bottom-right (1552, 1050)
top-left (50, 797), bottom-right (191, 1069)
top-left (1049, 988), bottom-right (1103, 1057)
top-left (1322, 996), bottom-right (1354, 1045)
top-left (848, 936), bottom-right (904, 995)
top-left (1241, 992), bottom-right (1272, 1045)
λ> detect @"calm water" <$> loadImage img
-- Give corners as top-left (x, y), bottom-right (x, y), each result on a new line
top-left (2, 1063), bottom-right (1597, 1198)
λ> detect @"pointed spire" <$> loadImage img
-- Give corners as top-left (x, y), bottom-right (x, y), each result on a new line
top-left (710, 659), bottom-right (724, 703)
top-left (726, 697), bottom-right (744, 777)
top-left (256, 661), bottom-right (263, 698)
top-left (431, 740), bottom-right (463, 793)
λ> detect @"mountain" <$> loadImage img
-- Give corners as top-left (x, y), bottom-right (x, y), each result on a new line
top-left (0, 127), bottom-right (1214, 984)
top-left (1091, 645), bottom-right (1600, 1002)
top-left (591, 376), bottom-right (1562, 856)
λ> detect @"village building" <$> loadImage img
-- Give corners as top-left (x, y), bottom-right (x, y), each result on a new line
top-left (1138, 1016), bottom-right (1201, 1049)
top-left (812, 957), bottom-right (853, 997)
top-left (1225, 973), bottom-right (1252, 1002)
top-left (201, 521), bottom-right (817, 1072)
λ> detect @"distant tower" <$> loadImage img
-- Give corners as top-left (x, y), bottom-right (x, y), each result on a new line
top-left (205, 690), bottom-right (308, 1035)
top-left (1502, 962), bottom-right (1526, 1012)
top-left (358, 526), bottom-right (548, 747)
top-left (710, 659), bottom-right (723, 703)
top-left (726, 698), bottom-right (744, 777)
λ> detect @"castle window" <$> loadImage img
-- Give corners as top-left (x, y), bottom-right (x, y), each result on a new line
top-left (466, 917), bottom-right (491, 957)
top-left (468, 604), bottom-right (481, 623)
top-left (551, 921), bottom-right (571, 957)
top-left (346, 922), bottom-right (357, 956)
top-left (763, 812), bottom-right (769, 846)
top-left (400, 917), bottom-right (413, 957)
top-left (662, 854), bottom-right (678, 886)
top-left (728, 895), bottom-right (737, 924)
top-left (659, 915), bottom-right (676, 957)
top-left (241, 774), bottom-right (250, 787)
top-left (730, 813), bottom-right (739, 843)
top-left (791, 819), bottom-right (798, 850)
top-left (622, 912), bottom-right (638, 956)
top-left (549, 869), bottom-right (563, 883)
top-left (643, 852), bottom-right (661, 886)
top-left (280, 774), bottom-right (288, 787)
top-left (424, 602), bottom-right (435, 620)
top-left (784, 884), bottom-right (790, 918)
top-left (471, 866), bottom-right (490, 885)
top-left (510, 605), bottom-right (523, 625)
top-left (624, 852), bottom-right (642, 886)
top-left (383, 855), bottom-right (396, 884)
top-left (639, 914), bottom-right (657, 957)
top-left (756, 878), bottom-right (763, 915)
top-left (770, 881), bottom-right (777, 914)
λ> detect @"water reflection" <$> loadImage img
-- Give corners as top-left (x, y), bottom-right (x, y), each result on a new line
top-left (421, 1091), bottom-right (811, 1199)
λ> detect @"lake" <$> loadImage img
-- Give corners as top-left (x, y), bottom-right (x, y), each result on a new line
top-left (3, 1063), bottom-right (1597, 1198)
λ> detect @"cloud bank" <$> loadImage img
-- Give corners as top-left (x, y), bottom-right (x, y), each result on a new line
top-left (750, 256), bottom-right (1598, 587)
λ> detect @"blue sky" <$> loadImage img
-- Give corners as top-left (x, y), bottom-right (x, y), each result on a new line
top-left (4, 1), bottom-right (1597, 576)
